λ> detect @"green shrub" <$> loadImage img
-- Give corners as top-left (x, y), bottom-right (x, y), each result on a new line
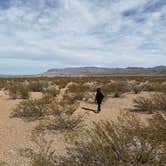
top-left (113, 91), bottom-right (122, 98)
top-left (132, 93), bottom-right (166, 114)
top-left (29, 82), bottom-right (43, 92)
top-left (64, 92), bottom-right (84, 103)
top-left (0, 81), bottom-right (5, 90)
top-left (133, 97), bottom-right (154, 113)
top-left (155, 83), bottom-right (166, 93)
top-left (32, 154), bottom-right (55, 166)
top-left (32, 138), bottom-right (55, 166)
top-left (102, 81), bottom-right (130, 97)
top-left (55, 113), bottom-right (166, 166)
top-left (141, 83), bottom-right (156, 91)
top-left (67, 83), bottom-right (90, 94)
top-left (8, 84), bottom-right (30, 99)
top-left (19, 86), bottom-right (30, 99)
top-left (8, 84), bottom-right (19, 99)
top-left (39, 100), bottom-right (83, 132)
top-left (11, 95), bottom-right (53, 120)
top-left (152, 93), bottom-right (166, 113)
top-left (132, 85), bottom-right (142, 94)
top-left (43, 87), bottom-right (60, 97)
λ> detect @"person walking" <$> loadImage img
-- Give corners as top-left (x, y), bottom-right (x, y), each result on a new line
top-left (95, 88), bottom-right (104, 113)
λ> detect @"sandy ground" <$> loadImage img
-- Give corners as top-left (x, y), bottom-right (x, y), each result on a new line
top-left (0, 91), bottom-right (42, 165)
top-left (0, 90), bottom-right (152, 165)
top-left (78, 92), bottom-right (152, 126)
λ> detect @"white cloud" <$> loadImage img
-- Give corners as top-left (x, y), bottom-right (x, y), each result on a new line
top-left (0, 0), bottom-right (165, 74)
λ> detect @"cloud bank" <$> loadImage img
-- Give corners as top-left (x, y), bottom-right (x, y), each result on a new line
top-left (0, 0), bottom-right (166, 74)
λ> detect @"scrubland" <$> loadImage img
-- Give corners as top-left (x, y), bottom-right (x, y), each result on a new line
top-left (0, 76), bottom-right (165, 166)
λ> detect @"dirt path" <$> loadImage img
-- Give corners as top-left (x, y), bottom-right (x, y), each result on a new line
top-left (0, 91), bottom-right (38, 166)
top-left (78, 92), bottom-right (152, 126)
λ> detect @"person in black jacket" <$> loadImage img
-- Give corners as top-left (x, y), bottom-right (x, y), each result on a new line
top-left (95, 88), bottom-right (104, 113)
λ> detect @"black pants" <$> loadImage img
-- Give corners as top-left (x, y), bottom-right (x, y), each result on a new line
top-left (97, 102), bottom-right (101, 112)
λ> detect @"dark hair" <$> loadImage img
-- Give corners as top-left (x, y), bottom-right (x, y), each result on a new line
top-left (97, 88), bottom-right (101, 92)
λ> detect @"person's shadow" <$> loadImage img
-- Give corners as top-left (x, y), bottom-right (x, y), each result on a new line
top-left (81, 107), bottom-right (97, 113)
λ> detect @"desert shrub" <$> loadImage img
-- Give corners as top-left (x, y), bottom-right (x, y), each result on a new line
top-left (41, 81), bottom-right (50, 90)
top-left (0, 81), bottom-right (5, 90)
top-left (41, 100), bottom-right (83, 132)
top-left (55, 113), bottom-right (166, 166)
top-left (141, 82), bottom-right (156, 91)
top-left (155, 83), bottom-right (166, 93)
top-left (64, 92), bottom-right (84, 103)
top-left (89, 82), bottom-right (101, 92)
top-left (114, 91), bottom-right (123, 98)
top-left (11, 95), bottom-right (53, 120)
top-left (133, 97), bottom-right (154, 113)
top-left (8, 84), bottom-right (20, 99)
top-left (101, 84), bottom-right (112, 96)
top-left (29, 82), bottom-right (43, 92)
top-left (32, 137), bottom-right (55, 166)
top-left (102, 81), bottom-right (130, 97)
top-left (8, 84), bottom-right (30, 99)
top-left (83, 92), bottom-right (95, 104)
top-left (147, 113), bottom-right (166, 149)
top-left (152, 93), bottom-right (166, 113)
top-left (43, 87), bottom-right (60, 98)
top-left (132, 93), bottom-right (166, 114)
top-left (32, 154), bottom-right (55, 166)
top-left (67, 83), bottom-right (90, 94)
top-left (64, 83), bottom-right (90, 102)
top-left (132, 85), bottom-right (142, 94)
top-left (19, 86), bottom-right (30, 99)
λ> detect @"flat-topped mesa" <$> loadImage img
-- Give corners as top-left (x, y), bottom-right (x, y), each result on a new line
top-left (44, 66), bottom-right (166, 76)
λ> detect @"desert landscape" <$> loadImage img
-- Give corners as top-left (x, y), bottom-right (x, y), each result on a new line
top-left (0, 0), bottom-right (166, 165)
top-left (0, 75), bottom-right (165, 165)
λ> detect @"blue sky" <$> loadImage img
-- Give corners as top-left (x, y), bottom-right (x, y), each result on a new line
top-left (0, 0), bottom-right (166, 74)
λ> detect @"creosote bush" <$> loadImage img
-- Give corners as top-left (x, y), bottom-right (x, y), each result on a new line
top-left (47, 101), bottom-right (82, 131)
top-left (43, 87), bottom-right (60, 98)
top-left (36, 99), bottom-right (83, 132)
top-left (132, 85), bottom-right (142, 94)
top-left (8, 84), bottom-right (30, 99)
top-left (156, 83), bottom-right (166, 93)
top-left (11, 95), bottom-right (53, 120)
top-left (133, 97), bottom-right (154, 113)
top-left (133, 93), bottom-right (166, 114)
top-left (29, 82), bottom-right (43, 92)
top-left (67, 83), bottom-right (90, 94)
top-left (31, 136), bottom-right (55, 166)
top-left (66, 83), bottom-right (90, 101)
top-left (0, 80), bottom-right (5, 90)
top-left (152, 93), bottom-right (166, 113)
top-left (32, 113), bottom-right (166, 166)
top-left (141, 83), bottom-right (156, 92)
top-left (102, 81), bottom-right (130, 98)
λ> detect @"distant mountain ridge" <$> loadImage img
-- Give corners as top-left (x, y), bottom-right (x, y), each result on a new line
top-left (44, 66), bottom-right (166, 76)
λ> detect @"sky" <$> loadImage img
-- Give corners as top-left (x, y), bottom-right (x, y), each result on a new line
top-left (0, 0), bottom-right (166, 75)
